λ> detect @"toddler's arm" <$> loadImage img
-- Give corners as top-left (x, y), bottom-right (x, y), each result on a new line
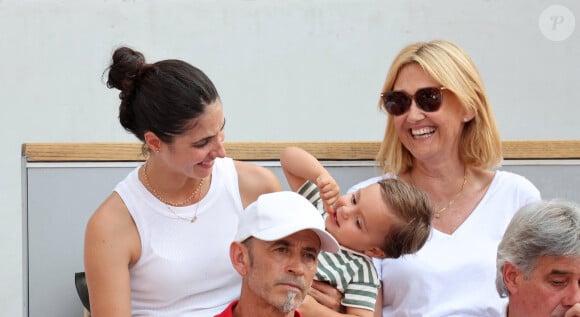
top-left (299, 294), bottom-right (375, 317)
top-left (280, 146), bottom-right (340, 210)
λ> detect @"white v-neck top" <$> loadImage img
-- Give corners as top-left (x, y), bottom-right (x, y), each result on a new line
top-left (350, 170), bottom-right (540, 317)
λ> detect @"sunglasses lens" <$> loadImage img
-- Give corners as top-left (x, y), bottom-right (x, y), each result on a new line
top-left (383, 91), bottom-right (411, 116)
top-left (416, 87), bottom-right (443, 112)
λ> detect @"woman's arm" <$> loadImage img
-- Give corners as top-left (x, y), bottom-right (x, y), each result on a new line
top-left (84, 193), bottom-right (140, 317)
top-left (308, 280), bottom-right (343, 311)
top-left (234, 160), bottom-right (282, 207)
top-left (373, 284), bottom-right (383, 317)
top-left (299, 294), bottom-right (374, 317)
top-left (306, 281), bottom-right (380, 317)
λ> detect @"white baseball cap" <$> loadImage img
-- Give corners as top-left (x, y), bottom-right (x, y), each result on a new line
top-left (234, 191), bottom-right (340, 253)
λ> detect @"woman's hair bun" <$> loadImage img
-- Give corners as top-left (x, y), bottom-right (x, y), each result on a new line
top-left (107, 47), bottom-right (146, 99)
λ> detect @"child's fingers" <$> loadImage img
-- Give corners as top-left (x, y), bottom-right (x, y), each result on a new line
top-left (324, 197), bottom-right (338, 210)
top-left (324, 202), bottom-right (335, 214)
top-left (320, 186), bottom-right (338, 198)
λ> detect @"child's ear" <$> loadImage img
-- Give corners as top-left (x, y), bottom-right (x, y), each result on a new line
top-left (364, 247), bottom-right (386, 258)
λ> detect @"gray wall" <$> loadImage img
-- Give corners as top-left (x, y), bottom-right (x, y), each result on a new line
top-left (23, 160), bottom-right (580, 317)
top-left (2, 1), bottom-right (579, 316)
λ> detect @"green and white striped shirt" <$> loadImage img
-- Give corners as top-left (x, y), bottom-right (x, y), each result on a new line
top-left (298, 181), bottom-right (380, 311)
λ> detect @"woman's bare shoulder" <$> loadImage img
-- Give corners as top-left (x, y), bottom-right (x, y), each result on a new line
top-left (88, 193), bottom-right (133, 231)
top-left (233, 160), bottom-right (282, 206)
top-left (85, 193), bottom-right (140, 263)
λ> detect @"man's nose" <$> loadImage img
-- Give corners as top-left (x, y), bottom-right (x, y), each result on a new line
top-left (286, 253), bottom-right (305, 276)
top-left (562, 282), bottom-right (580, 306)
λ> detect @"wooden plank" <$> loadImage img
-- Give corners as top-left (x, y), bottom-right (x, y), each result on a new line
top-left (223, 142), bottom-right (379, 161)
top-left (22, 142), bottom-right (147, 162)
top-left (21, 140), bottom-right (580, 162)
top-left (501, 140), bottom-right (580, 159)
top-left (21, 142), bottom-right (380, 162)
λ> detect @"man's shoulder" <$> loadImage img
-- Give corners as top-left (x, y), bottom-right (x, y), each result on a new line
top-left (213, 300), bottom-right (238, 317)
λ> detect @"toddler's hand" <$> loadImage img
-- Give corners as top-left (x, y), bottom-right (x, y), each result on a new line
top-left (316, 173), bottom-right (340, 212)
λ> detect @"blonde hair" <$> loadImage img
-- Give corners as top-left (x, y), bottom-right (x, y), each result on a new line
top-left (376, 40), bottom-right (502, 174)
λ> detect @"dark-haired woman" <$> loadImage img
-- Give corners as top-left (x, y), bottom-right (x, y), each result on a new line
top-left (84, 47), bottom-right (281, 317)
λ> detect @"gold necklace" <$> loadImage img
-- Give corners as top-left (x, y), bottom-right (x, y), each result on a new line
top-left (410, 168), bottom-right (468, 219)
top-left (434, 170), bottom-right (467, 219)
top-left (142, 162), bottom-right (205, 222)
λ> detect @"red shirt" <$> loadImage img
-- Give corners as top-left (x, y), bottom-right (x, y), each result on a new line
top-left (214, 300), bottom-right (303, 317)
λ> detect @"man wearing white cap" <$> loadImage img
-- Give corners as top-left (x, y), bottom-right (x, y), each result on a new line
top-left (214, 191), bottom-right (340, 317)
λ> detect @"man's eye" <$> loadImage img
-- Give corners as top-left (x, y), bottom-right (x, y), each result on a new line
top-left (550, 279), bottom-right (567, 287)
top-left (303, 252), bottom-right (317, 261)
top-left (275, 247), bottom-right (288, 254)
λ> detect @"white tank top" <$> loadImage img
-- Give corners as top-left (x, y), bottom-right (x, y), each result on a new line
top-left (115, 157), bottom-right (243, 316)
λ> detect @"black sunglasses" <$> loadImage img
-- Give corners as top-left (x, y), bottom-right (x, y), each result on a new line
top-left (381, 87), bottom-right (447, 116)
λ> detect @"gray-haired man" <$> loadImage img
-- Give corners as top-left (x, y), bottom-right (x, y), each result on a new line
top-left (496, 199), bottom-right (580, 317)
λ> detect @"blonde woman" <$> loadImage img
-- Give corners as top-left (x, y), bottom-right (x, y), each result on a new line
top-left (350, 40), bottom-right (541, 316)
